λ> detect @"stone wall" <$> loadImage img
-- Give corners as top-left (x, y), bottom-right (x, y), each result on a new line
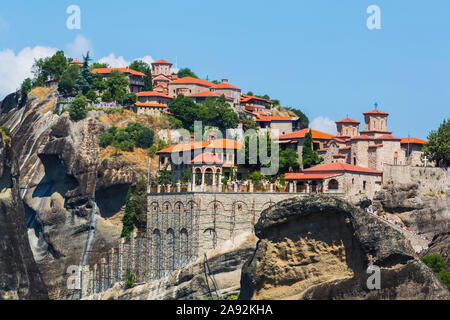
top-left (382, 164), bottom-right (449, 194)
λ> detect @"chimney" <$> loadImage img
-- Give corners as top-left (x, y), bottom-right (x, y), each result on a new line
top-left (222, 78), bottom-right (228, 83)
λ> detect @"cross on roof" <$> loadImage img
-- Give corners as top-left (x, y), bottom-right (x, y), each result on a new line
top-left (374, 102), bottom-right (378, 109)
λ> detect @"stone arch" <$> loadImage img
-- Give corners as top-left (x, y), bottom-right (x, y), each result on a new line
top-left (261, 201), bottom-right (276, 212)
top-left (162, 201), bottom-right (172, 214)
top-left (152, 229), bottom-right (162, 279)
top-left (151, 202), bottom-right (159, 214)
top-left (203, 228), bottom-right (217, 251)
top-left (328, 179), bottom-right (339, 191)
top-left (180, 229), bottom-right (189, 267)
top-left (232, 201), bottom-right (249, 237)
top-left (174, 201), bottom-right (184, 214)
top-left (166, 229), bottom-right (176, 271)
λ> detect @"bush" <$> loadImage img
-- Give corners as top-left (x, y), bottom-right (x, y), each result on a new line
top-left (69, 94), bottom-right (88, 121)
top-left (125, 269), bottom-right (136, 289)
top-left (438, 269), bottom-right (450, 290)
top-left (422, 254), bottom-right (448, 274)
top-left (148, 145), bottom-right (157, 157)
top-left (99, 122), bottom-right (154, 152)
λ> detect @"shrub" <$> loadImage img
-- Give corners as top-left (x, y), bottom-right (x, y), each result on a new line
top-left (125, 269), bottom-right (136, 289)
top-left (422, 254), bottom-right (448, 274)
top-left (69, 94), bottom-right (88, 121)
top-left (148, 145), bottom-right (157, 157)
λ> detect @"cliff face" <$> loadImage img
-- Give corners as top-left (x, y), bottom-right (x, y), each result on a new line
top-left (0, 88), bottom-right (146, 299)
top-left (373, 183), bottom-right (449, 239)
top-left (240, 196), bottom-right (449, 300)
top-left (0, 133), bottom-right (48, 300)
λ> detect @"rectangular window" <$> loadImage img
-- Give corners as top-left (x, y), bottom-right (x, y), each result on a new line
top-left (363, 181), bottom-right (366, 190)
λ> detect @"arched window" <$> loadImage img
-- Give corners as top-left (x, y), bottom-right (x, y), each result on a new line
top-left (203, 228), bottom-right (217, 251)
top-left (167, 229), bottom-right (176, 271)
top-left (152, 229), bottom-right (162, 278)
top-left (328, 179), bottom-right (339, 191)
top-left (180, 229), bottom-right (189, 267)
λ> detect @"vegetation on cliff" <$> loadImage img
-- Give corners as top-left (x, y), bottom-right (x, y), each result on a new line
top-left (100, 122), bottom-right (154, 152)
top-left (121, 178), bottom-right (148, 239)
top-left (422, 254), bottom-right (450, 290)
top-left (422, 119), bottom-right (450, 166)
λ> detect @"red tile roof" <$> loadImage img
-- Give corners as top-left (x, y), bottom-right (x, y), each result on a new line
top-left (285, 173), bottom-right (338, 180)
top-left (351, 135), bottom-right (374, 141)
top-left (303, 162), bottom-right (382, 174)
top-left (137, 91), bottom-right (172, 98)
top-left (212, 82), bottom-right (241, 90)
top-left (91, 68), bottom-right (145, 77)
top-left (153, 75), bottom-right (171, 81)
top-left (400, 137), bottom-right (427, 144)
top-left (70, 59), bottom-right (83, 65)
top-left (335, 118), bottom-right (360, 124)
top-left (170, 77), bottom-right (215, 87)
top-left (256, 116), bottom-right (294, 122)
top-left (135, 102), bottom-right (167, 108)
top-left (186, 91), bottom-right (233, 100)
top-left (368, 144), bottom-right (383, 148)
top-left (191, 153), bottom-right (223, 164)
top-left (277, 128), bottom-right (334, 140)
top-left (157, 139), bottom-right (242, 154)
top-left (363, 109), bottom-right (389, 116)
top-left (375, 135), bottom-right (401, 141)
top-left (241, 94), bottom-right (272, 104)
top-left (151, 59), bottom-right (172, 65)
top-left (339, 146), bottom-right (351, 151)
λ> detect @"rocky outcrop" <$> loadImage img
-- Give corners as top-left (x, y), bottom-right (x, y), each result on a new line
top-left (373, 183), bottom-right (450, 238)
top-left (0, 134), bottom-right (48, 300)
top-left (240, 195), bottom-right (449, 300)
top-left (423, 232), bottom-right (450, 265)
top-left (0, 88), bottom-right (147, 299)
top-left (86, 232), bottom-right (258, 300)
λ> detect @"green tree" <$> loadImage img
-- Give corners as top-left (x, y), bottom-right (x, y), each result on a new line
top-left (123, 92), bottom-right (138, 107)
top-left (32, 50), bottom-right (69, 86)
top-left (99, 126), bottom-right (117, 148)
top-left (125, 269), bottom-right (136, 288)
top-left (58, 64), bottom-right (80, 96)
top-left (75, 52), bottom-right (95, 95)
top-left (121, 178), bottom-right (148, 239)
top-left (422, 254), bottom-right (448, 274)
top-left (177, 68), bottom-right (198, 79)
top-left (181, 168), bottom-right (192, 183)
top-left (251, 171), bottom-right (262, 185)
top-left (93, 73), bottom-right (107, 93)
top-left (302, 130), bottom-right (322, 169)
top-left (102, 90), bottom-right (113, 103)
top-left (148, 145), bottom-right (157, 157)
top-left (69, 93), bottom-right (88, 121)
top-left (90, 62), bottom-right (109, 69)
top-left (125, 122), bottom-right (154, 148)
top-left (242, 117), bottom-right (258, 131)
top-left (19, 78), bottom-right (32, 107)
top-left (121, 187), bottom-right (135, 239)
top-left (85, 89), bottom-right (97, 103)
top-left (422, 119), bottom-right (450, 166)
top-left (156, 164), bottom-right (172, 185)
top-left (106, 70), bottom-right (129, 101)
top-left (129, 60), bottom-right (153, 91)
top-left (279, 148), bottom-right (300, 173)
top-left (286, 107), bottom-right (309, 129)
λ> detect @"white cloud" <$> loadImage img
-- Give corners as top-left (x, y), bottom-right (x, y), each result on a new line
top-left (98, 53), bottom-right (130, 68)
top-left (0, 46), bottom-right (57, 99)
top-left (98, 54), bottom-right (157, 68)
top-left (310, 116), bottom-right (337, 135)
top-left (65, 34), bottom-right (94, 60)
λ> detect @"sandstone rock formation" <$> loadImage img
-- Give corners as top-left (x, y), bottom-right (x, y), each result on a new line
top-left (0, 133), bottom-right (48, 299)
top-left (373, 183), bottom-right (450, 239)
top-left (0, 88), bottom-right (147, 299)
top-left (239, 195), bottom-right (449, 300)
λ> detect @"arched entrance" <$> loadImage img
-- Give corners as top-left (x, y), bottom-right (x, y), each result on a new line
top-left (328, 179), bottom-right (339, 191)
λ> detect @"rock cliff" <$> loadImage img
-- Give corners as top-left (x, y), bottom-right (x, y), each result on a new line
top-left (0, 88), bottom-right (147, 299)
top-left (239, 195), bottom-right (449, 300)
top-left (0, 132), bottom-right (48, 299)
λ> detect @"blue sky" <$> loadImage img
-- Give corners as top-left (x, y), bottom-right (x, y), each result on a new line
top-left (1, 0), bottom-right (449, 139)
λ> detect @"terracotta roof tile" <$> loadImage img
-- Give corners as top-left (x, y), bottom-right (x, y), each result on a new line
top-left (137, 91), bottom-right (172, 98)
top-left (170, 77), bottom-right (215, 87)
top-left (303, 162), bottom-right (382, 174)
top-left (277, 129), bottom-right (334, 140)
top-left (400, 137), bottom-right (427, 144)
top-left (363, 109), bottom-right (389, 116)
top-left (157, 139), bottom-right (243, 154)
top-left (285, 173), bottom-right (338, 180)
top-left (375, 135), bottom-right (401, 141)
top-left (335, 118), bottom-right (360, 124)
top-left (191, 153), bottom-right (223, 164)
top-left (135, 102), bottom-right (167, 108)
top-left (91, 68), bottom-right (145, 77)
top-left (151, 59), bottom-right (172, 65)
